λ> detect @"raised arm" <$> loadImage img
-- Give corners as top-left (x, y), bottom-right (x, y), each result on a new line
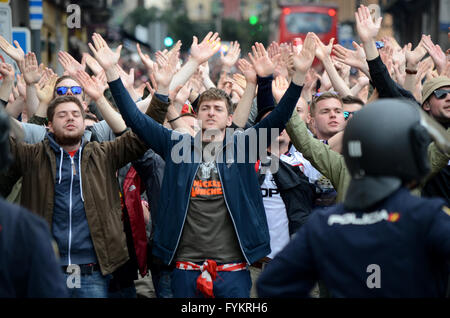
top-left (254, 33), bottom-right (317, 135)
top-left (355, 5), bottom-right (416, 101)
top-left (219, 40), bottom-right (241, 76)
top-left (232, 59), bottom-right (257, 128)
top-left (248, 42), bottom-right (276, 113)
top-left (73, 69), bottom-right (127, 134)
top-left (169, 32), bottom-right (221, 91)
top-left (58, 51), bottom-right (85, 78)
top-left (312, 34), bottom-right (352, 97)
top-left (19, 52), bottom-right (41, 117)
top-left (285, 110), bottom-right (350, 203)
top-left (0, 63), bottom-right (15, 103)
top-left (333, 42), bottom-right (371, 79)
top-left (34, 72), bottom-right (58, 119)
top-left (88, 33), bottom-right (173, 158)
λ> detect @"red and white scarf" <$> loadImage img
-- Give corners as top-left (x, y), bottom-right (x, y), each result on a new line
top-left (176, 260), bottom-right (247, 298)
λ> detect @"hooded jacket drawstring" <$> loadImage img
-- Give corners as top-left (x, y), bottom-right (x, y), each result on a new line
top-left (58, 148), bottom-right (63, 184)
top-left (78, 145), bottom-right (84, 202)
top-left (58, 145), bottom-right (84, 202)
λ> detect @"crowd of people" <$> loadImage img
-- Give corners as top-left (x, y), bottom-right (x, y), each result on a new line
top-left (0, 4), bottom-right (449, 298)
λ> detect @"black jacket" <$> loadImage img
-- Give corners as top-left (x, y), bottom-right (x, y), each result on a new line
top-left (0, 198), bottom-right (67, 297)
top-left (258, 155), bottom-right (316, 235)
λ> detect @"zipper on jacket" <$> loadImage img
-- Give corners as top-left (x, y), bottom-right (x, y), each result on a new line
top-left (68, 156), bottom-right (75, 265)
top-left (215, 161), bottom-right (251, 265)
top-left (215, 138), bottom-right (251, 264)
top-left (168, 163), bottom-right (200, 265)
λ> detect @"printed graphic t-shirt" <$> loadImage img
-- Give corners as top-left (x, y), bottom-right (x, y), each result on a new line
top-left (175, 143), bottom-right (244, 264)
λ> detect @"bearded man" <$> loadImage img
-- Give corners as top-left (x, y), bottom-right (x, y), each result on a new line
top-left (0, 95), bottom-right (148, 298)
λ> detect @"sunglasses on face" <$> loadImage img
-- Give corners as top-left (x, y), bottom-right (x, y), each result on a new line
top-left (433, 89), bottom-right (450, 100)
top-left (56, 86), bottom-right (83, 95)
top-left (313, 91), bottom-right (339, 98)
top-left (343, 111), bottom-right (357, 120)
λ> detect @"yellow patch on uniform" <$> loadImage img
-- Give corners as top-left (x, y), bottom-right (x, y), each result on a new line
top-left (387, 212), bottom-right (400, 222)
top-left (442, 206), bottom-right (450, 217)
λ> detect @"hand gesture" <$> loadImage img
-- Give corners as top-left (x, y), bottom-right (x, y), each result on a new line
top-left (16, 74), bottom-right (26, 98)
top-left (73, 70), bottom-right (106, 101)
top-left (152, 53), bottom-right (178, 94)
top-left (137, 43), bottom-right (156, 74)
top-left (272, 75), bottom-right (289, 103)
top-left (312, 34), bottom-right (334, 61)
top-left (198, 61), bottom-right (211, 79)
top-left (248, 42), bottom-right (275, 77)
top-left (220, 41), bottom-right (241, 69)
top-left (190, 32), bottom-right (221, 65)
top-left (292, 32), bottom-right (316, 74)
top-left (0, 35), bottom-right (25, 63)
top-left (237, 58), bottom-right (257, 85)
top-left (232, 73), bottom-right (247, 90)
top-left (83, 52), bottom-right (103, 76)
top-left (333, 42), bottom-right (367, 71)
top-left (58, 51), bottom-right (85, 78)
top-left (355, 5), bottom-right (383, 43)
top-left (168, 40), bottom-right (182, 59)
top-left (405, 35), bottom-right (428, 68)
top-left (116, 64), bottom-right (135, 90)
top-left (173, 83), bottom-right (191, 106)
top-left (36, 74), bottom-right (58, 104)
top-left (88, 33), bottom-right (122, 70)
top-left (422, 35), bottom-right (447, 75)
top-left (20, 52), bottom-right (42, 85)
top-left (0, 62), bottom-right (15, 82)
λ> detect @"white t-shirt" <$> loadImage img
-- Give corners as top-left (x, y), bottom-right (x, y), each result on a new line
top-left (261, 165), bottom-right (290, 259)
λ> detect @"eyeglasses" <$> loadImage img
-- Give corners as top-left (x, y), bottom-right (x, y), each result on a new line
top-left (56, 86), bottom-right (83, 95)
top-left (343, 111), bottom-right (357, 120)
top-left (433, 89), bottom-right (450, 100)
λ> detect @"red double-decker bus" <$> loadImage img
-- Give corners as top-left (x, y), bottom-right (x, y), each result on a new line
top-left (277, 3), bottom-right (339, 46)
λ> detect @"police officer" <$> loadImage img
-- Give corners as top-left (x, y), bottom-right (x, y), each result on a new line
top-left (256, 99), bottom-right (450, 297)
top-left (0, 106), bottom-right (67, 298)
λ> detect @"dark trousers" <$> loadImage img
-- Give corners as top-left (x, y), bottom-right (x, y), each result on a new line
top-left (171, 267), bottom-right (252, 298)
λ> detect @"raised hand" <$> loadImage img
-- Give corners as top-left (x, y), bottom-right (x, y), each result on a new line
top-left (237, 58), bottom-right (257, 85)
top-left (312, 33), bottom-right (334, 61)
top-left (58, 51), bottom-right (85, 78)
top-left (422, 35), bottom-right (447, 75)
top-left (168, 40), bottom-right (182, 58)
top-left (333, 42), bottom-right (367, 69)
top-left (20, 52), bottom-right (42, 85)
top-left (16, 74), bottom-right (26, 98)
top-left (0, 35), bottom-right (25, 63)
top-left (248, 42), bottom-right (275, 77)
top-left (116, 64), bottom-right (135, 89)
top-left (83, 52), bottom-right (103, 76)
top-left (152, 52), bottom-right (178, 95)
top-left (36, 74), bottom-right (58, 105)
top-left (405, 35), bottom-right (428, 69)
top-left (136, 43), bottom-right (156, 75)
top-left (88, 33), bottom-right (122, 70)
top-left (0, 62), bottom-right (15, 82)
top-left (173, 83), bottom-right (191, 106)
top-left (220, 41), bottom-right (241, 69)
top-left (292, 33), bottom-right (316, 74)
top-left (73, 70), bottom-right (107, 102)
top-left (232, 73), bottom-right (247, 90)
top-left (272, 75), bottom-right (289, 103)
top-left (190, 32), bottom-right (221, 65)
top-left (355, 5), bottom-right (383, 43)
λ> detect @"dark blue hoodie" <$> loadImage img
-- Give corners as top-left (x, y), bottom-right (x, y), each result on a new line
top-left (47, 133), bottom-right (97, 266)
